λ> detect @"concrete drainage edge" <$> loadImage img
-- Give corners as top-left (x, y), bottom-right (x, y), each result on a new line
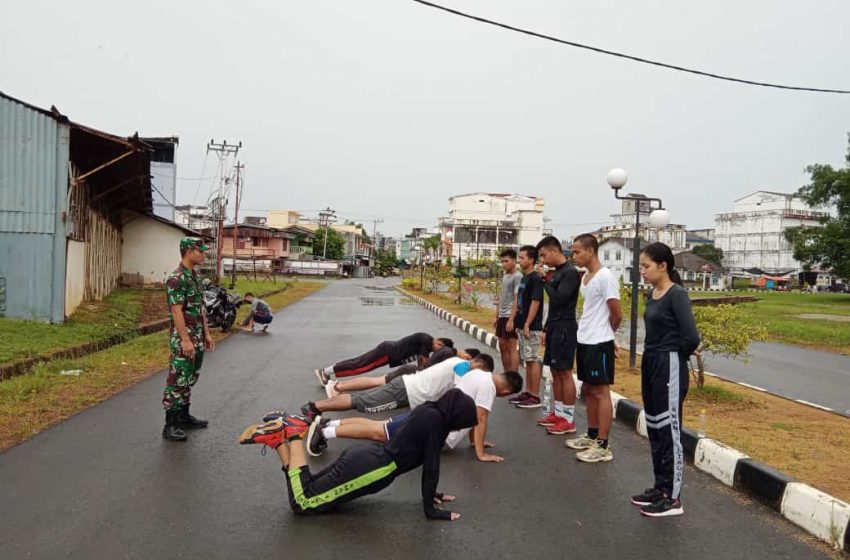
top-left (396, 286), bottom-right (850, 552)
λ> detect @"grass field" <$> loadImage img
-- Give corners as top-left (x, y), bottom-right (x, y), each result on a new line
top-left (0, 281), bottom-right (327, 451)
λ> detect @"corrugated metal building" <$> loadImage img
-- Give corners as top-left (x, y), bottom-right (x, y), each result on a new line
top-left (0, 91), bottom-right (153, 322)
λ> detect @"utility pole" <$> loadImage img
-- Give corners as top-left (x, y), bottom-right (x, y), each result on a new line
top-left (371, 218), bottom-right (384, 276)
top-left (318, 207), bottom-right (336, 259)
top-left (230, 161), bottom-right (245, 287)
top-left (206, 139), bottom-right (241, 283)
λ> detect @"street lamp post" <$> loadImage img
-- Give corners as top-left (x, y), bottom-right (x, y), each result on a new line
top-left (415, 244), bottom-right (425, 291)
top-left (607, 168), bottom-right (670, 368)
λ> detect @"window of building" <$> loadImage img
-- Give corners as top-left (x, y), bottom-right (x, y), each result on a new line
top-left (604, 250), bottom-right (610, 261)
top-left (615, 250), bottom-right (622, 261)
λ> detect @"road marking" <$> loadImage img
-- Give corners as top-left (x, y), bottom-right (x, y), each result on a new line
top-left (794, 399), bottom-right (835, 412)
top-left (738, 382), bottom-right (767, 392)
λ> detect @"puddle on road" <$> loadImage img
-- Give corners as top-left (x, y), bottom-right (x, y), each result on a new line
top-left (360, 297), bottom-right (397, 306)
top-left (359, 296), bottom-right (415, 306)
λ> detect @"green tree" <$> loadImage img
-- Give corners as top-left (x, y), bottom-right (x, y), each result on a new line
top-left (374, 249), bottom-right (398, 276)
top-left (313, 227), bottom-right (346, 260)
top-left (692, 304), bottom-right (767, 387)
top-left (692, 244), bottom-right (724, 266)
top-left (422, 234), bottom-right (441, 253)
top-left (784, 136), bottom-right (850, 278)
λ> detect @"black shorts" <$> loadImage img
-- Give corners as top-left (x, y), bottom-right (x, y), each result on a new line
top-left (577, 341), bottom-right (616, 385)
top-left (495, 317), bottom-right (518, 339)
top-left (543, 321), bottom-right (577, 370)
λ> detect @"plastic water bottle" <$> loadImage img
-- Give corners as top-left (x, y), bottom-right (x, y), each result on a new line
top-left (542, 372), bottom-right (553, 414)
top-left (697, 409), bottom-right (707, 438)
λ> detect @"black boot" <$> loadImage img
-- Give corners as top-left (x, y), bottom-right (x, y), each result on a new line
top-left (177, 404), bottom-right (208, 429)
top-left (162, 410), bottom-right (188, 441)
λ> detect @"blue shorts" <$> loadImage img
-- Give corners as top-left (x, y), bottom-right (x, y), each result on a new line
top-left (383, 413), bottom-right (410, 441)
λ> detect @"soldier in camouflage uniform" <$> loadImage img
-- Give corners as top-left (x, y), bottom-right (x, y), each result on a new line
top-left (162, 237), bottom-right (216, 441)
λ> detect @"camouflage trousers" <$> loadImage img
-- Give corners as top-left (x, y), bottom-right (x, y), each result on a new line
top-left (163, 337), bottom-right (205, 411)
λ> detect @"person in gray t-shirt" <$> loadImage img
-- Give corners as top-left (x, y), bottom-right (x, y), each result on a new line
top-left (493, 249), bottom-right (522, 371)
top-left (241, 292), bottom-right (273, 332)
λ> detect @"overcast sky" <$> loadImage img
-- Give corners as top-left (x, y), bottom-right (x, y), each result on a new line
top-left (2, 0), bottom-right (849, 238)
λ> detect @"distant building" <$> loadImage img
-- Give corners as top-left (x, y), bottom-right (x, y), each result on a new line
top-left (174, 204), bottom-right (216, 231)
top-left (714, 191), bottom-right (827, 275)
top-left (674, 251), bottom-right (730, 290)
top-left (598, 237), bottom-right (649, 286)
top-left (685, 230), bottom-right (715, 251)
top-left (596, 195), bottom-right (687, 252)
top-left (142, 136), bottom-right (178, 222)
top-left (439, 193), bottom-right (551, 262)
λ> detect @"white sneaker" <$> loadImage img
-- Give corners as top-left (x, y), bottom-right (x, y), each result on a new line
top-left (314, 368), bottom-right (329, 387)
top-left (565, 434), bottom-right (595, 450)
top-left (325, 380), bottom-right (338, 399)
top-left (576, 442), bottom-right (613, 463)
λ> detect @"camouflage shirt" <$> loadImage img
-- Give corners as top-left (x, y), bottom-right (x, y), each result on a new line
top-left (166, 264), bottom-right (206, 345)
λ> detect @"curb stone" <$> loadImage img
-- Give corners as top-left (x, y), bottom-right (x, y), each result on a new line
top-left (397, 286), bottom-right (850, 552)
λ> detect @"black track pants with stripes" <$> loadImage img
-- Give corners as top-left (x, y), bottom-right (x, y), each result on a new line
top-left (641, 350), bottom-right (689, 501)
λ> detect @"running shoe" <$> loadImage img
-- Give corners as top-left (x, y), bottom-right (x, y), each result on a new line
top-left (516, 395), bottom-right (542, 409)
top-left (565, 433), bottom-right (595, 450)
top-left (262, 410), bottom-right (286, 422)
top-left (280, 414), bottom-right (310, 440)
top-left (537, 411), bottom-right (558, 427)
top-left (238, 419), bottom-right (285, 449)
top-left (314, 368), bottom-right (329, 387)
top-left (546, 418), bottom-right (576, 435)
top-left (640, 497), bottom-right (684, 517)
top-left (300, 402), bottom-right (319, 423)
top-left (631, 488), bottom-right (665, 507)
top-left (262, 325), bottom-right (269, 332)
top-left (509, 392), bottom-right (530, 405)
top-left (576, 442), bottom-right (613, 463)
top-left (307, 415), bottom-right (329, 458)
top-left (325, 380), bottom-right (338, 399)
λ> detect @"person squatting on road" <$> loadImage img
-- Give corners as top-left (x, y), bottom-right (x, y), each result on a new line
top-left (314, 332), bottom-right (453, 386)
top-left (162, 237), bottom-right (216, 441)
top-left (239, 389), bottom-right (478, 520)
top-left (630, 242), bottom-right (700, 518)
top-left (240, 292), bottom-right (273, 332)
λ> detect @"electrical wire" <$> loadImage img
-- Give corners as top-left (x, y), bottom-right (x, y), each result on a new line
top-left (410, 0), bottom-right (850, 94)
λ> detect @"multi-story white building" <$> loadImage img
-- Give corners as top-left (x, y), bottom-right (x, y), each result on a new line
top-left (174, 204), bottom-right (216, 231)
top-left (596, 195), bottom-right (687, 252)
top-left (714, 191), bottom-right (827, 274)
top-left (438, 193), bottom-right (551, 262)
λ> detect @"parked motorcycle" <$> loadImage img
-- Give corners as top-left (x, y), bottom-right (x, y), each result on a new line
top-left (202, 279), bottom-right (243, 332)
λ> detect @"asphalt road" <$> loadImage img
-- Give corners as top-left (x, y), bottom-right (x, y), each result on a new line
top-left (0, 279), bottom-right (830, 559)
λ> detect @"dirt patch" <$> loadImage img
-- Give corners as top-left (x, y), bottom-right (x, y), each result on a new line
top-left (796, 313), bottom-right (850, 322)
top-left (138, 290), bottom-right (168, 325)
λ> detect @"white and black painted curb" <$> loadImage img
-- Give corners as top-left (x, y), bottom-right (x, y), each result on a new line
top-left (397, 286), bottom-right (850, 552)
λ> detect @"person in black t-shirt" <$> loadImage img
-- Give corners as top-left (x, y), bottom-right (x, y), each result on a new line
top-left (534, 236), bottom-right (581, 436)
top-left (508, 245), bottom-right (546, 409)
top-left (630, 242), bottom-right (699, 518)
top-left (239, 389), bottom-right (477, 520)
top-left (314, 333), bottom-right (454, 386)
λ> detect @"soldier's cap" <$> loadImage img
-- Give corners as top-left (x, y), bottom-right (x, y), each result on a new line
top-left (180, 237), bottom-right (210, 252)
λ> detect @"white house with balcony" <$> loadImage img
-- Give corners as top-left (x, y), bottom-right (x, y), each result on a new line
top-left (714, 191), bottom-right (827, 275)
top-left (596, 195), bottom-right (687, 252)
top-left (439, 193), bottom-right (551, 262)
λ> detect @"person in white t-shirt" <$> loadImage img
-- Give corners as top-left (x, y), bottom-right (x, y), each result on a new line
top-left (567, 234), bottom-right (622, 463)
top-left (303, 356), bottom-right (523, 462)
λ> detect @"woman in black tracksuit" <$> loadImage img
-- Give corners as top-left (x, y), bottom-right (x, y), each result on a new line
top-left (241, 389), bottom-right (477, 521)
top-left (630, 242), bottom-right (700, 518)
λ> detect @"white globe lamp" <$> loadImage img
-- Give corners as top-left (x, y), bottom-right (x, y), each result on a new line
top-left (607, 168), bottom-right (628, 189)
top-left (648, 209), bottom-right (671, 228)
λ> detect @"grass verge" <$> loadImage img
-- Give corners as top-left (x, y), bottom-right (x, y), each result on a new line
top-left (407, 285), bottom-right (850, 503)
top-left (0, 289), bottom-right (146, 364)
top-left (0, 280), bottom-right (326, 452)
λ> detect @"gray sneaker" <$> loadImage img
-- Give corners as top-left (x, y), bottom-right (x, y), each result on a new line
top-left (576, 442), bottom-right (613, 463)
top-left (565, 434), bottom-right (595, 450)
